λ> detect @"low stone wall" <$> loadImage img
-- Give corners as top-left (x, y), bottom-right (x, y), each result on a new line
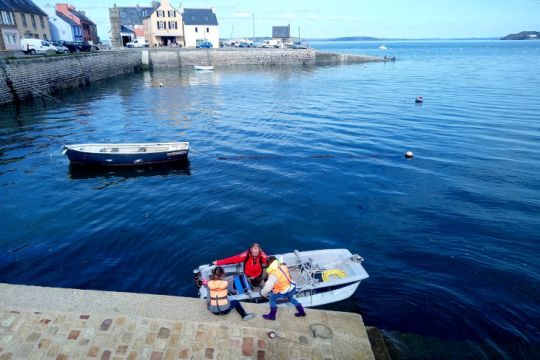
top-left (147, 48), bottom-right (318, 68)
top-left (0, 51), bottom-right (142, 106)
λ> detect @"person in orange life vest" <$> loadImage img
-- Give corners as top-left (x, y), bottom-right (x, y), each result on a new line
top-left (260, 256), bottom-right (306, 320)
top-left (206, 267), bottom-right (255, 320)
top-left (213, 243), bottom-right (268, 287)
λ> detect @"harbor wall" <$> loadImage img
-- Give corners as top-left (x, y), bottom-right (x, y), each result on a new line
top-left (0, 51), bottom-right (142, 106)
top-left (0, 48), bottom-right (384, 106)
top-left (146, 48), bottom-right (384, 68)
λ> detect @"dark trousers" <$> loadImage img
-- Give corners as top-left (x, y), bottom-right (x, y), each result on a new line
top-left (213, 300), bottom-right (248, 318)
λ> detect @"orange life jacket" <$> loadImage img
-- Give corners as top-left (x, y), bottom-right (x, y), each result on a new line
top-left (208, 280), bottom-right (229, 307)
top-left (269, 264), bottom-right (295, 294)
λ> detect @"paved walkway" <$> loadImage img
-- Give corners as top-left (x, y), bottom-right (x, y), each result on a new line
top-left (0, 283), bottom-right (374, 360)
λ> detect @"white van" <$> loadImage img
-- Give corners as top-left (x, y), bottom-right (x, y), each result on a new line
top-left (21, 38), bottom-right (56, 55)
top-left (262, 39), bottom-right (283, 48)
top-left (126, 39), bottom-right (148, 48)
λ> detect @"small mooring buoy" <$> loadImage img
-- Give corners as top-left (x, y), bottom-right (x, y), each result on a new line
top-left (159, 83), bottom-right (163, 87)
top-left (405, 151), bottom-right (414, 159)
top-left (415, 96), bottom-right (423, 103)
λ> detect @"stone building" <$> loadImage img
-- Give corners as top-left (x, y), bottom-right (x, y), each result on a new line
top-left (0, 0), bottom-right (52, 51)
top-left (143, 0), bottom-right (184, 47)
top-left (181, 7), bottom-right (219, 48)
top-left (55, 3), bottom-right (98, 44)
top-left (272, 25), bottom-right (291, 40)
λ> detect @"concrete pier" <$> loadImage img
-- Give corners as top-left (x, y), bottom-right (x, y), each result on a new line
top-left (0, 283), bottom-right (374, 359)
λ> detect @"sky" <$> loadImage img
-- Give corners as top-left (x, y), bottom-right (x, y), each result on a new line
top-left (36, 0), bottom-right (540, 41)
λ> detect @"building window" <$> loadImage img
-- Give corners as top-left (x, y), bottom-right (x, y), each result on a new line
top-left (157, 10), bottom-right (165, 17)
top-left (168, 21), bottom-right (177, 30)
top-left (7, 34), bottom-right (17, 44)
top-left (21, 13), bottom-right (27, 27)
top-left (1, 11), bottom-right (15, 25)
top-left (168, 10), bottom-right (175, 17)
top-left (43, 34), bottom-right (48, 40)
top-left (206, 27), bottom-right (209, 33)
top-left (40, 16), bottom-right (45, 28)
top-left (157, 21), bottom-right (165, 30)
top-left (31, 15), bottom-right (36, 28)
top-left (195, 27), bottom-right (198, 32)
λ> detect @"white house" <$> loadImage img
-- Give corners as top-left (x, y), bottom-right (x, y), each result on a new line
top-left (181, 7), bottom-right (219, 48)
top-left (42, 4), bottom-right (82, 42)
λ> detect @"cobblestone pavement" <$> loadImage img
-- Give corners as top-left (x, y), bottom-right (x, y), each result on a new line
top-left (0, 284), bottom-right (374, 360)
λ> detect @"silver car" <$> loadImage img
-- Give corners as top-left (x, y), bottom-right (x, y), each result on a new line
top-left (51, 42), bottom-right (69, 54)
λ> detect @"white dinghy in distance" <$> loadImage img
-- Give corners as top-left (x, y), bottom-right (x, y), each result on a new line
top-left (193, 248), bottom-right (369, 308)
top-left (194, 65), bottom-right (214, 71)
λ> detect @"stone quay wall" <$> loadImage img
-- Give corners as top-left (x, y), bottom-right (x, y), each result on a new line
top-left (0, 51), bottom-right (142, 106)
top-left (145, 48), bottom-right (384, 68)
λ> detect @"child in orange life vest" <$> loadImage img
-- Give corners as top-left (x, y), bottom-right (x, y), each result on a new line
top-left (260, 256), bottom-right (306, 320)
top-left (206, 267), bottom-right (255, 320)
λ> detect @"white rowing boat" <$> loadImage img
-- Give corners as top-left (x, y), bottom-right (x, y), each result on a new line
top-left (193, 248), bottom-right (368, 307)
top-left (194, 65), bottom-right (214, 71)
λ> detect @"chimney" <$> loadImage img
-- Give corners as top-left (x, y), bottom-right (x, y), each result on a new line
top-left (211, 6), bottom-right (215, 13)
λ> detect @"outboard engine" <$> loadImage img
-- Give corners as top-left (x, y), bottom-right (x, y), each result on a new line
top-left (193, 269), bottom-right (203, 288)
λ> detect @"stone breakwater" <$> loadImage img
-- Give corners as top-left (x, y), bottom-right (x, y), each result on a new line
top-left (0, 48), bottom-right (385, 106)
top-left (0, 283), bottom-right (375, 359)
top-left (144, 48), bottom-right (383, 68)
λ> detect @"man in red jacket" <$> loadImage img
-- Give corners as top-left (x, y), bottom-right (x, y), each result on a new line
top-left (213, 243), bottom-right (268, 287)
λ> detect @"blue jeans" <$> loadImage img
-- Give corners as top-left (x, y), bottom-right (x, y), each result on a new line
top-left (269, 288), bottom-right (300, 308)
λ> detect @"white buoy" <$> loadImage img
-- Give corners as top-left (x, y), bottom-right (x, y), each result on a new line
top-left (159, 83), bottom-right (163, 87)
top-left (405, 151), bottom-right (414, 159)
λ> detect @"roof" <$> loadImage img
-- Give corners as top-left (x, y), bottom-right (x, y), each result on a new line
top-left (143, 3), bottom-right (161, 18)
top-left (69, 9), bottom-right (95, 26)
top-left (120, 25), bottom-right (134, 34)
top-left (273, 26), bottom-right (290, 38)
top-left (118, 6), bottom-right (154, 26)
top-left (0, 0), bottom-right (47, 16)
top-left (55, 11), bottom-right (78, 27)
top-left (133, 27), bottom-right (144, 37)
top-left (182, 8), bottom-right (218, 26)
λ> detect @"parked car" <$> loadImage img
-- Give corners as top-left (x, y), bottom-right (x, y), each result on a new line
top-left (60, 41), bottom-right (98, 53)
top-left (51, 41), bottom-right (69, 54)
top-left (21, 38), bottom-right (56, 55)
top-left (126, 39), bottom-right (149, 48)
top-left (292, 41), bottom-right (308, 49)
top-left (196, 41), bottom-right (213, 49)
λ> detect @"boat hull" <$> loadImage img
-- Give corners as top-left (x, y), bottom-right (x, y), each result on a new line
top-left (64, 148), bottom-right (189, 167)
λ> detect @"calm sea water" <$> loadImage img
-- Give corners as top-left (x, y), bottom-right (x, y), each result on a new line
top-left (1, 41), bottom-right (539, 358)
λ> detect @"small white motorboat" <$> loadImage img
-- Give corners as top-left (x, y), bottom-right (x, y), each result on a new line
top-left (193, 249), bottom-right (368, 307)
top-left (378, 45), bottom-right (388, 50)
top-left (194, 65), bottom-right (214, 71)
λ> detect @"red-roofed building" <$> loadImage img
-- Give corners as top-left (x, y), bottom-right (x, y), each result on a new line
top-left (55, 3), bottom-right (98, 44)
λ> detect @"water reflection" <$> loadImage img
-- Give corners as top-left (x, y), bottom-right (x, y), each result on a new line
top-left (68, 160), bottom-right (191, 180)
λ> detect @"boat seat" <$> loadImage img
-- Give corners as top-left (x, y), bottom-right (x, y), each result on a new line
top-left (100, 148), bottom-right (107, 152)
top-left (233, 274), bottom-right (252, 295)
top-left (111, 148), bottom-right (119, 153)
top-left (138, 147), bottom-right (147, 152)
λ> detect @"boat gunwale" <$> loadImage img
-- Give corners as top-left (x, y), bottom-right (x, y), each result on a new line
top-left (65, 142), bottom-right (190, 155)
